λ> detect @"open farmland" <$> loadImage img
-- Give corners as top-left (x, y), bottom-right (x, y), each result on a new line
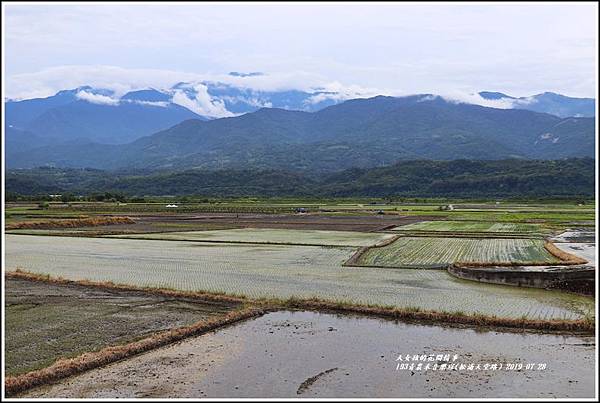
top-left (5, 208), bottom-right (432, 235)
top-left (355, 237), bottom-right (562, 268)
top-left (393, 221), bottom-right (544, 234)
top-left (5, 235), bottom-right (593, 320)
top-left (106, 228), bottom-right (396, 247)
top-left (5, 277), bottom-right (240, 376)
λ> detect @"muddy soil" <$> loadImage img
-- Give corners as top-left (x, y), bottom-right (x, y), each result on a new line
top-left (5, 278), bottom-right (240, 376)
top-left (24, 311), bottom-right (595, 398)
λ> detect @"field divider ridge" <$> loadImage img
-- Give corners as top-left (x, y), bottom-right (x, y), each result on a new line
top-left (342, 234), bottom-right (402, 267)
top-left (5, 216), bottom-right (135, 231)
top-left (544, 241), bottom-right (589, 265)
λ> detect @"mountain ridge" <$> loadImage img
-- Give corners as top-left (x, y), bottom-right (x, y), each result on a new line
top-left (6, 95), bottom-right (595, 172)
top-left (6, 86), bottom-right (206, 146)
top-left (479, 91), bottom-right (595, 117)
top-left (6, 84), bottom-right (594, 154)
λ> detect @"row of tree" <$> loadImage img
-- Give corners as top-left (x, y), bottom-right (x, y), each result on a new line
top-left (5, 158), bottom-right (595, 199)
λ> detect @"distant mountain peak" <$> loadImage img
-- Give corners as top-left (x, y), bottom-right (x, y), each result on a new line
top-left (121, 89), bottom-right (171, 103)
top-left (479, 91), bottom-right (515, 100)
top-left (478, 91), bottom-right (594, 117)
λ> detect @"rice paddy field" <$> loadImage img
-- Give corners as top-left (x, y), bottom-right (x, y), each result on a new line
top-left (356, 237), bottom-right (562, 268)
top-left (393, 221), bottom-right (544, 234)
top-left (5, 277), bottom-right (240, 376)
top-left (23, 310), bottom-right (595, 398)
top-left (105, 228), bottom-right (395, 247)
top-left (5, 235), bottom-right (593, 320)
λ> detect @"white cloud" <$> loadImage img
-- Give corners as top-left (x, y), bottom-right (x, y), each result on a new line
top-left (5, 65), bottom-right (357, 100)
top-left (125, 100), bottom-right (170, 108)
top-left (305, 82), bottom-right (384, 105)
top-left (512, 97), bottom-right (537, 106)
top-left (172, 83), bottom-right (235, 118)
top-left (438, 91), bottom-right (520, 109)
top-left (5, 64), bottom-right (385, 108)
top-left (2, 63), bottom-right (592, 115)
top-left (223, 96), bottom-right (272, 109)
top-left (417, 95), bottom-right (438, 102)
top-left (6, 65), bottom-right (197, 100)
top-left (246, 98), bottom-right (272, 108)
top-left (75, 90), bottom-right (119, 105)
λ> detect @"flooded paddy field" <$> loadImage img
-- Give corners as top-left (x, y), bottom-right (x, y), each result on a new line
top-left (6, 235), bottom-right (594, 320)
top-left (4, 277), bottom-right (240, 376)
top-left (105, 228), bottom-right (396, 247)
top-left (23, 310), bottom-right (596, 399)
top-left (356, 237), bottom-right (561, 268)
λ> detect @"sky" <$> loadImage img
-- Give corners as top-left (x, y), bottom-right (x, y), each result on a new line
top-left (3, 2), bottom-right (598, 102)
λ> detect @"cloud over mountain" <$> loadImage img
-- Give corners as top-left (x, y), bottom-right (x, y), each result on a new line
top-left (11, 65), bottom-right (595, 120)
top-left (75, 90), bottom-right (119, 106)
top-left (171, 83), bottom-right (235, 118)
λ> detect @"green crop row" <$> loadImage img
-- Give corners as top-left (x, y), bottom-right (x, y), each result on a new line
top-left (357, 237), bottom-right (561, 267)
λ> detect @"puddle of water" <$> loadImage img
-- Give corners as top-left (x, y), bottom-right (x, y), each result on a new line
top-left (554, 243), bottom-right (596, 267)
top-left (551, 230), bottom-right (596, 243)
top-left (25, 311), bottom-right (595, 398)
